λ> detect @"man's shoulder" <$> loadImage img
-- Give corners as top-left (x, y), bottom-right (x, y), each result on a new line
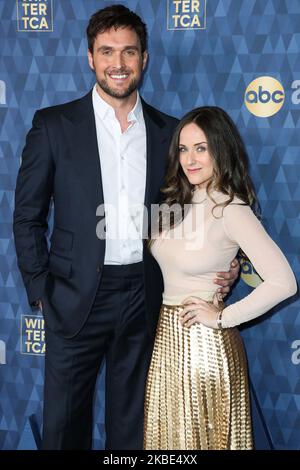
top-left (141, 99), bottom-right (179, 128)
top-left (36, 91), bottom-right (91, 121)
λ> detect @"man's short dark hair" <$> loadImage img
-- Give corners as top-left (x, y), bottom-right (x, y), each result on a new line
top-left (87, 4), bottom-right (148, 54)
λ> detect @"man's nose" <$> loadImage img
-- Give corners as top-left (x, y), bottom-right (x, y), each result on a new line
top-left (113, 52), bottom-right (125, 68)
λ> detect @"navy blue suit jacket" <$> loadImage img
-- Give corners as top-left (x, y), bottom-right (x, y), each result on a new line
top-left (13, 90), bottom-right (178, 338)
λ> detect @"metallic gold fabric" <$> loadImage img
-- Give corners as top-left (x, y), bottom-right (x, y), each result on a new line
top-left (144, 304), bottom-right (253, 450)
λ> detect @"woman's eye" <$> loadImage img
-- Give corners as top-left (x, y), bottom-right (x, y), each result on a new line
top-left (179, 147), bottom-right (186, 152)
top-left (197, 146), bottom-right (206, 152)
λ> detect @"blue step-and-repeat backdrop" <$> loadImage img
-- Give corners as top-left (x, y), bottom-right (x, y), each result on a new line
top-left (0, 0), bottom-right (299, 450)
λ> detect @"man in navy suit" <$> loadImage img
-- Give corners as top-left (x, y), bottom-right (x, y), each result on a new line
top-left (13, 4), bottom-right (239, 450)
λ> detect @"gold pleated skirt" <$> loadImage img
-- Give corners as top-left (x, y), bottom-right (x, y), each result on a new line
top-left (144, 304), bottom-right (253, 450)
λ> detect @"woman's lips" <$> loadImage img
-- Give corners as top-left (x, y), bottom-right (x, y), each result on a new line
top-left (187, 168), bottom-right (202, 173)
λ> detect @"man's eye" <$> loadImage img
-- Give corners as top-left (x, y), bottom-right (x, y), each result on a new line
top-left (102, 50), bottom-right (112, 55)
top-left (125, 50), bottom-right (136, 55)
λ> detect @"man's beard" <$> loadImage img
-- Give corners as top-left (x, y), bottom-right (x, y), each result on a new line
top-left (97, 77), bottom-right (139, 100)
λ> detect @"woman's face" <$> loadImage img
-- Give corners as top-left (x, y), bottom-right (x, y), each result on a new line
top-left (179, 123), bottom-right (214, 189)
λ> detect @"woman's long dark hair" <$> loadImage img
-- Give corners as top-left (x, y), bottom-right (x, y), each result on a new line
top-left (151, 106), bottom-right (259, 242)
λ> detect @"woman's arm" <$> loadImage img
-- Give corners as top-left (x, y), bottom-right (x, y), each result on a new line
top-left (220, 203), bottom-right (297, 328)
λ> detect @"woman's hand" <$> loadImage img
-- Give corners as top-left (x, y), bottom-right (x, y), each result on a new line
top-left (179, 296), bottom-right (220, 329)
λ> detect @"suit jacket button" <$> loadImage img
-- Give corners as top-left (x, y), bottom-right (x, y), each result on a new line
top-left (96, 266), bottom-right (101, 273)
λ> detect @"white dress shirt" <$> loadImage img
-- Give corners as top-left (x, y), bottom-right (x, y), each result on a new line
top-left (92, 84), bottom-right (147, 265)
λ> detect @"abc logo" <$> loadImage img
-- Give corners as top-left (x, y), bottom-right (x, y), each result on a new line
top-left (245, 76), bottom-right (285, 117)
top-left (240, 257), bottom-right (262, 288)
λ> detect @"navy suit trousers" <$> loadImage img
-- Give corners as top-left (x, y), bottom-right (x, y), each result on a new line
top-left (42, 262), bottom-right (153, 450)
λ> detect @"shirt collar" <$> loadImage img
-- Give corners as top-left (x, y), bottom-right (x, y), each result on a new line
top-left (92, 83), bottom-right (143, 124)
top-left (128, 92), bottom-right (143, 124)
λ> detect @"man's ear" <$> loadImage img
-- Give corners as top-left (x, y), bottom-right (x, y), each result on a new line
top-left (87, 49), bottom-right (95, 71)
top-left (142, 51), bottom-right (148, 70)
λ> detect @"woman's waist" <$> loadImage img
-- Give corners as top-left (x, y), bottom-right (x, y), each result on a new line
top-left (162, 290), bottom-right (217, 306)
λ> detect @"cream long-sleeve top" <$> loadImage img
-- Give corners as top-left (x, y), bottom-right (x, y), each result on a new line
top-left (151, 187), bottom-right (297, 328)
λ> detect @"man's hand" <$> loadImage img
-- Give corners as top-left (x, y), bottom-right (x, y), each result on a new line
top-left (214, 258), bottom-right (240, 299)
top-left (33, 300), bottom-right (43, 312)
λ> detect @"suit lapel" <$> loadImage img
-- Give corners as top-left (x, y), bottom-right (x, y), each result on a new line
top-left (61, 91), bottom-right (104, 213)
top-left (142, 99), bottom-right (170, 211)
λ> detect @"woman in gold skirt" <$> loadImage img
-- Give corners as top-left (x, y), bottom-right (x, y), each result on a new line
top-left (144, 107), bottom-right (297, 450)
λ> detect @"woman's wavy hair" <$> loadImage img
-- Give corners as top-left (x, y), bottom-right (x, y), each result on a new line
top-left (151, 106), bottom-right (259, 243)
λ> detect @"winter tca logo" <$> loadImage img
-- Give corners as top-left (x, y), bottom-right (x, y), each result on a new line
top-left (245, 76), bottom-right (285, 117)
top-left (21, 315), bottom-right (45, 355)
top-left (167, 0), bottom-right (207, 30)
top-left (17, 0), bottom-right (54, 32)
